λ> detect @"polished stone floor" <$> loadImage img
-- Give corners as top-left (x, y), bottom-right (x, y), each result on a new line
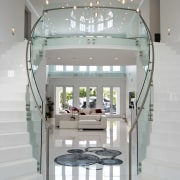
top-left (49, 118), bottom-right (137, 180)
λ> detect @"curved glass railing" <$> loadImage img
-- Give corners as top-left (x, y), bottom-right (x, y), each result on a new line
top-left (26, 6), bottom-right (154, 180)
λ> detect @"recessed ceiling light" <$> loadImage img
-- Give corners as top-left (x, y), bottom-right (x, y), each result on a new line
top-left (89, 57), bottom-right (93, 60)
top-left (114, 57), bottom-right (119, 60)
top-left (45, 0), bottom-right (49, 5)
top-left (57, 57), bottom-right (61, 60)
top-left (90, 2), bottom-right (93, 7)
top-left (122, 0), bottom-right (125, 5)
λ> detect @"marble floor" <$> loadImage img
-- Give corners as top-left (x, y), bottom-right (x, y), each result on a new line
top-left (49, 118), bottom-right (138, 180)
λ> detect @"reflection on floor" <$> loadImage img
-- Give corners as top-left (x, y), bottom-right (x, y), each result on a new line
top-left (49, 118), bottom-right (133, 180)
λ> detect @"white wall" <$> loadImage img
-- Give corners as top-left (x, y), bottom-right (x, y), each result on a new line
top-left (25, 0), bottom-right (41, 28)
top-left (150, 0), bottom-right (160, 41)
top-left (140, 0), bottom-right (150, 28)
top-left (0, 0), bottom-right (25, 54)
top-left (160, 0), bottom-right (180, 53)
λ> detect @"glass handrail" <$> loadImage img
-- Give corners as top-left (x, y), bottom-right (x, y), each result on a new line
top-left (26, 16), bottom-right (50, 180)
top-left (128, 12), bottom-right (154, 180)
top-left (26, 6), bottom-right (154, 180)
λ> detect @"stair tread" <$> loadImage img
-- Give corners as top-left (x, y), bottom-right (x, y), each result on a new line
top-left (0, 132), bottom-right (28, 136)
top-left (0, 144), bottom-right (31, 151)
top-left (148, 144), bottom-right (180, 151)
top-left (0, 158), bottom-right (36, 167)
top-left (13, 173), bottom-right (43, 180)
top-left (143, 158), bottom-right (180, 169)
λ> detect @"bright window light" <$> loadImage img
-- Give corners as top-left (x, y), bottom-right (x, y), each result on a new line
top-left (8, 70), bottom-right (14, 77)
top-left (65, 140), bottom-right (73, 146)
top-left (66, 66), bottom-right (73, 71)
top-left (113, 66), bottom-right (121, 71)
top-left (79, 66), bottom-right (87, 71)
top-left (89, 66), bottom-right (97, 71)
top-left (103, 66), bottom-right (110, 71)
top-left (56, 65), bottom-right (63, 71)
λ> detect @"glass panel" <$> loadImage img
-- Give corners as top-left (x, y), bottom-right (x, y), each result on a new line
top-left (26, 80), bottom-right (42, 172)
top-left (65, 87), bottom-right (73, 109)
top-left (112, 87), bottom-right (120, 115)
top-left (79, 87), bottom-right (87, 108)
top-left (56, 87), bottom-right (63, 113)
top-left (89, 87), bottom-right (97, 108)
top-left (103, 87), bottom-right (111, 114)
top-left (56, 86), bottom-right (73, 112)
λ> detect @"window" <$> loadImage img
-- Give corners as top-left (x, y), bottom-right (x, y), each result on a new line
top-left (79, 66), bottom-right (87, 71)
top-left (103, 66), bottom-right (110, 72)
top-left (66, 66), bottom-right (73, 71)
top-left (113, 66), bottom-right (121, 71)
top-left (56, 65), bottom-right (63, 71)
top-left (89, 66), bottom-right (97, 71)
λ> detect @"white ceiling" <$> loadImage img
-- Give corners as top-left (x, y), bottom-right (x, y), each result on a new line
top-left (28, 0), bottom-right (143, 66)
top-left (46, 47), bottom-right (138, 65)
top-left (29, 0), bottom-right (143, 16)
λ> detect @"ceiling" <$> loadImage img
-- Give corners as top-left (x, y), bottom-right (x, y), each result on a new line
top-left (46, 47), bottom-right (138, 65)
top-left (28, 0), bottom-right (143, 66)
top-left (29, 0), bottom-right (144, 16)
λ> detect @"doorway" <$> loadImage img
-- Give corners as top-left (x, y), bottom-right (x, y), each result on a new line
top-left (103, 87), bottom-right (120, 116)
top-left (24, 7), bottom-right (31, 39)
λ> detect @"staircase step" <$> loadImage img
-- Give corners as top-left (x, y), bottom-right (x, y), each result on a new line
top-left (0, 145), bottom-right (32, 163)
top-left (154, 77), bottom-right (180, 91)
top-left (0, 84), bottom-right (26, 93)
top-left (0, 100), bottom-right (26, 111)
top-left (0, 92), bottom-right (26, 101)
top-left (146, 145), bottom-right (180, 165)
top-left (154, 101), bottom-right (180, 111)
top-left (0, 158), bottom-right (38, 180)
top-left (153, 110), bottom-right (180, 122)
top-left (154, 92), bottom-right (180, 102)
top-left (13, 173), bottom-right (43, 180)
top-left (0, 77), bottom-right (27, 85)
top-left (150, 131), bottom-right (180, 147)
top-left (137, 174), bottom-right (170, 180)
top-left (0, 121), bottom-right (27, 133)
top-left (152, 120), bottom-right (180, 133)
top-left (0, 111), bottom-right (26, 121)
top-left (0, 132), bottom-right (30, 147)
top-left (141, 158), bottom-right (180, 180)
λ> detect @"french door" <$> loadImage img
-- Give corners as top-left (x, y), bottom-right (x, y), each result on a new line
top-left (55, 86), bottom-right (73, 113)
top-left (103, 87), bottom-right (120, 116)
top-left (79, 87), bottom-right (97, 109)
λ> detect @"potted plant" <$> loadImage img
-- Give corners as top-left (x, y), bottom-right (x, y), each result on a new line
top-left (46, 97), bottom-right (54, 118)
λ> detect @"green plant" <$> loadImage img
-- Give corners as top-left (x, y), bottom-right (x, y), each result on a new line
top-left (46, 97), bottom-right (54, 118)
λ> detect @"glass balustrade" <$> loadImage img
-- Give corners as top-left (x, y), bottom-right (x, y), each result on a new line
top-left (26, 5), bottom-right (154, 180)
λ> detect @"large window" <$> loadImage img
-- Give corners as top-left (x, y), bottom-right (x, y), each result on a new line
top-left (54, 65), bottom-right (122, 73)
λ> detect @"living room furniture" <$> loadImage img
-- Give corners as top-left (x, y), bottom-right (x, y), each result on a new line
top-left (55, 114), bottom-right (79, 128)
top-left (78, 114), bottom-right (107, 130)
top-left (55, 108), bottom-right (107, 129)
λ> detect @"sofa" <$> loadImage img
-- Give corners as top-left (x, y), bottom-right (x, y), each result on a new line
top-left (78, 114), bottom-right (107, 130)
top-left (55, 108), bottom-right (107, 130)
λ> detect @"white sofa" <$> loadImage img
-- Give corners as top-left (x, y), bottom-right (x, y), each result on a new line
top-left (55, 108), bottom-right (107, 130)
top-left (78, 114), bottom-right (107, 130)
top-left (55, 113), bottom-right (79, 128)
